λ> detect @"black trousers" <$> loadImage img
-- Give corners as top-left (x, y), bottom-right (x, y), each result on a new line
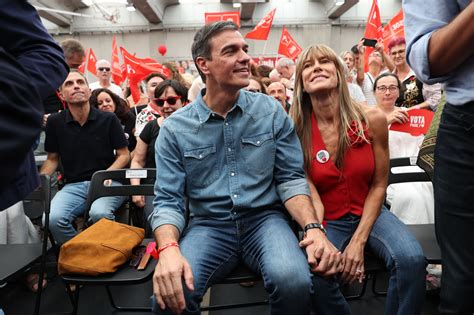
top-left (434, 103), bottom-right (474, 314)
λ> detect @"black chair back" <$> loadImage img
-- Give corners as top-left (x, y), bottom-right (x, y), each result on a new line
top-left (83, 169), bottom-right (156, 222)
top-left (389, 157), bottom-right (431, 184)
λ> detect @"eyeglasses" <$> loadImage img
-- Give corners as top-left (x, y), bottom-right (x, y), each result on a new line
top-left (154, 96), bottom-right (181, 106)
top-left (390, 49), bottom-right (406, 56)
top-left (376, 85), bottom-right (399, 93)
top-left (98, 67), bottom-right (111, 72)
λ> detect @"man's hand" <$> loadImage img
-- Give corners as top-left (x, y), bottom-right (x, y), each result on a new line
top-left (299, 229), bottom-right (342, 276)
top-left (153, 247), bottom-right (194, 314)
top-left (340, 241), bottom-right (365, 284)
top-left (132, 195), bottom-right (145, 208)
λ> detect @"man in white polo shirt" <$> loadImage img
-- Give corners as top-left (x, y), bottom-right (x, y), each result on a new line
top-left (89, 59), bottom-right (123, 97)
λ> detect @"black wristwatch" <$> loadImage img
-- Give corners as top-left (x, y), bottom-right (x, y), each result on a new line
top-left (304, 223), bottom-right (327, 235)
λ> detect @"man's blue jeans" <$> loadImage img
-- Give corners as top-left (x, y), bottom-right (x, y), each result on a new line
top-left (312, 208), bottom-right (426, 315)
top-left (49, 181), bottom-right (126, 245)
top-left (152, 209), bottom-right (312, 314)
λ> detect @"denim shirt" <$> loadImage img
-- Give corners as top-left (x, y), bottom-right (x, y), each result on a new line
top-left (403, 0), bottom-right (474, 105)
top-left (150, 89), bottom-right (310, 234)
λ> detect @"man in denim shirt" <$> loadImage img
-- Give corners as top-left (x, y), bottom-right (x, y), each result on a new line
top-left (404, 1), bottom-right (474, 313)
top-left (150, 21), bottom-right (341, 314)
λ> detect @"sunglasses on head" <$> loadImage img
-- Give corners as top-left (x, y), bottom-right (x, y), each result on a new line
top-left (154, 96), bottom-right (181, 106)
top-left (98, 67), bottom-right (110, 72)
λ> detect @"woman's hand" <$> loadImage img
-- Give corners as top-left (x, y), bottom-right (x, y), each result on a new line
top-left (132, 195), bottom-right (145, 208)
top-left (341, 241), bottom-right (365, 284)
top-left (387, 108), bottom-right (409, 125)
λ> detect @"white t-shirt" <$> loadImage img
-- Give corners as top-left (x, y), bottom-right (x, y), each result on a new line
top-left (386, 130), bottom-right (434, 224)
top-left (360, 73), bottom-right (377, 106)
top-left (89, 81), bottom-right (124, 98)
top-left (348, 83), bottom-right (366, 104)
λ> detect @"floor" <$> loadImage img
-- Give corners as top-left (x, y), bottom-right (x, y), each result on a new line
top-left (0, 269), bottom-right (441, 315)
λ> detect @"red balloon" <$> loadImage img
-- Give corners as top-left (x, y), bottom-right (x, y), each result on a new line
top-left (158, 45), bottom-right (167, 56)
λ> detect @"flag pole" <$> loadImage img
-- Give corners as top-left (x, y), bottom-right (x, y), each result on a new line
top-left (261, 39), bottom-right (269, 59)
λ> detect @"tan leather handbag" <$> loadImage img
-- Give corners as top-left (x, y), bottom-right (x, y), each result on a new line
top-left (58, 218), bottom-right (144, 276)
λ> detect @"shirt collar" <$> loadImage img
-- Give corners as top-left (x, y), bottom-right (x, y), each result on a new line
top-left (65, 105), bottom-right (99, 124)
top-left (194, 88), bottom-right (250, 124)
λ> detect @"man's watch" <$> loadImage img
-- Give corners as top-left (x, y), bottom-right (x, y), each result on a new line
top-left (304, 222), bottom-right (327, 235)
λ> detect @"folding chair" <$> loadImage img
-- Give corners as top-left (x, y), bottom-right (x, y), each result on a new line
top-left (370, 157), bottom-right (440, 295)
top-left (60, 168), bottom-right (157, 314)
top-left (0, 175), bottom-right (51, 315)
top-left (200, 264), bottom-right (267, 311)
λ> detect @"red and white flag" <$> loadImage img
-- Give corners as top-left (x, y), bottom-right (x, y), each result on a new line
top-left (111, 36), bottom-right (124, 86)
top-left (277, 27), bottom-right (302, 59)
top-left (389, 109), bottom-right (434, 136)
top-left (86, 48), bottom-right (98, 77)
top-left (245, 8), bottom-right (276, 40)
top-left (205, 11), bottom-right (240, 27)
top-left (382, 9), bottom-right (405, 52)
top-left (363, 0), bottom-right (383, 71)
top-left (120, 47), bottom-right (171, 103)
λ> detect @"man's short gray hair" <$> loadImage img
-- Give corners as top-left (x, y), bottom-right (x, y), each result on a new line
top-left (191, 21), bottom-right (239, 83)
top-left (276, 58), bottom-right (295, 68)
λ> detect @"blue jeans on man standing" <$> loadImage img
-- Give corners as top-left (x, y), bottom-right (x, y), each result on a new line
top-left (49, 180), bottom-right (126, 244)
top-left (312, 208), bottom-right (426, 315)
top-left (152, 209), bottom-right (312, 314)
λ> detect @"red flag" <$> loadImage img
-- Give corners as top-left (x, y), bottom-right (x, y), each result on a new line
top-left (77, 55), bottom-right (86, 74)
top-left (86, 48), bottom-right (98, 77)
top-left (389, 109), bottom-right (434, 136)
top-left (382, 9), bottom-right (405, 52)
top-left (120, 47), bottom-right (171, 103)
top-left (120, 63), bottom-right (127, 81)
top-left (277, 27), bottom-right (302, 59)
top-left (363, 0), bottom-right (383, 71)
top-left (111, 36), bottom-right (124, 86)
top-left (245, 8), bottom-right (276, 40)
top-left (205, 11), bottom-right (240, 27)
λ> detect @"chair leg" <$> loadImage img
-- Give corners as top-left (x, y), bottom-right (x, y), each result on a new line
top-left (64, 282), bottom-right (80, 315)
top-left (105, 285), bottom-right (152, 312)
top-left (371, 272), bottom-right (388, 296)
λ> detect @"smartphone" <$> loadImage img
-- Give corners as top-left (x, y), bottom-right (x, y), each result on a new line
top-left (363, 38), bottom-right (378, 47)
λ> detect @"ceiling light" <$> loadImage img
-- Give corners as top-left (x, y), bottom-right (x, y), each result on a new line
top-left (233, 2), bottom-right (241, 8)
top-left (126, 3), bottom-right (136, 11)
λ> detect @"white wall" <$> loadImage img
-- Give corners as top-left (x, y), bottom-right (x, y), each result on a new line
top-left (51, 0), bottom-right (401, 67)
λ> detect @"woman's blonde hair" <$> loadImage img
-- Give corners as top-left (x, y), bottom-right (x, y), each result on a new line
top-left (290, 44), bottom-right (369, 169)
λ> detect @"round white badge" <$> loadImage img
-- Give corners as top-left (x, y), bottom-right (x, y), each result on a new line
top-left (316, 150), bottom-right (330, 164)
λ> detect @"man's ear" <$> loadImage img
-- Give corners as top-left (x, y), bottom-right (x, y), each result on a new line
top-left (195, 57), bottom-right (210, 76)
top-left (58, 88), bottom-right (65, 101)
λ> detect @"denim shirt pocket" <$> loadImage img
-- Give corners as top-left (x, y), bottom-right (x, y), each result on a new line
top-left (241, 132), bottom-right (275, 174)
top-left (184, 144), bottom-right (219, 187)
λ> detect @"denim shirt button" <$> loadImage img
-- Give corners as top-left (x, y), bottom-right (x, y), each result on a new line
top-left (231, 172), bottom-right (235, 176)
top-left (225, 122), bottom-right (229, 126)
top-left (228, 148), bottom-right (232, 152)
top-left (233, 194), bottom-right (238, 198)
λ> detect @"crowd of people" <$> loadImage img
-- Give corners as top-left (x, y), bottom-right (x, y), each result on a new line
top-left (1, 1), bottom-right (473, 314)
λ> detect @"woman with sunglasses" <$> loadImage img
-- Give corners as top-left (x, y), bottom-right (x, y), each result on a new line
top-left (90, 88), bottom-right (137, 151)
top-left (290, 44), bottom-right (425, 315)
top-left (130, 80), bottom-right (188, 235)
top-left (374, 73), bottom-right (434, 225)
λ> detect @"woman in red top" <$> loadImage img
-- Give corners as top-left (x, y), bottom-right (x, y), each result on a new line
top-left (291, 44), bottom-right (425, 315)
